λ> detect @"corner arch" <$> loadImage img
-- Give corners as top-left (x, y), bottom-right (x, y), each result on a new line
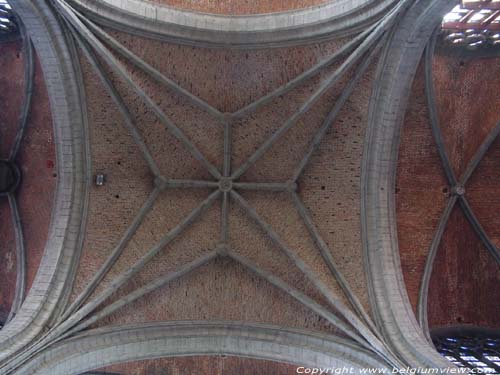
top-left (16, 322), bottom-right (390, 374)
top-left (67, 0), bottom-right (398, 48)
top-left (0, 0), bottom-right (89, 362)
top-left (361, 0), bottom-right (457, 368)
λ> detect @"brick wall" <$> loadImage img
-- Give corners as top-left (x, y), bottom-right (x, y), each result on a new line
top-left (146, 0), bottom-right (330, 15)
top-left (398, 47), bottom-right (500, 329)
top-left (0, 40), bottom-right (55, 320)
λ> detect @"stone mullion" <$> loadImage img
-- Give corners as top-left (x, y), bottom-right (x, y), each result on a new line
top-left (478, 355), bottom-right (500, 373)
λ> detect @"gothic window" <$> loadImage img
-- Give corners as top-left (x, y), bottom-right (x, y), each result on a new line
top-left (442, 1), bottom-right (500, 49)
top-left (0, 0), bottom-right (15, 35)
top-left (433, 328), bottom-right (500, 374)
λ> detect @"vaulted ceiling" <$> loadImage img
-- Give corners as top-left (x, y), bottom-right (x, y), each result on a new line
top-left (0, 0), bottom-right (498, 374)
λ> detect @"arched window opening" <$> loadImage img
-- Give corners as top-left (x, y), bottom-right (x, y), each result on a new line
top-left (441, 1), bottom-right (500, 49)
top-left (0, 0), bottom-right (16, 35)
top-left (433, 327), bottom-right (500, 374)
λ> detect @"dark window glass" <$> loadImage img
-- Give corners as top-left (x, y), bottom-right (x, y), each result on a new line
top-left (432, 327), bottom-right (500, 374)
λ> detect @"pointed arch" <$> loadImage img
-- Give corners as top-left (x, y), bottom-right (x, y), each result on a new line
top-left (0, 0), bottom-right (89, 362)
top-left (16, 322), bottom-right (389, 375)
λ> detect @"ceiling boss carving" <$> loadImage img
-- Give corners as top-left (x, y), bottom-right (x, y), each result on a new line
top-left (2, 0), bottom-right (406, 371)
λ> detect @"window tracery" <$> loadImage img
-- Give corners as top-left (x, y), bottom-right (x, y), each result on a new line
top-left (0, 0), bottom-right (15, 35)
top-left (442, 2), bottom-right (500, 49)
top-left (433, 328), bottom-right (500, 374)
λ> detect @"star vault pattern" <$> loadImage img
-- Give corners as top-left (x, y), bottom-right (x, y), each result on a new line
top-left (1, 0), bottom-right (414, 370)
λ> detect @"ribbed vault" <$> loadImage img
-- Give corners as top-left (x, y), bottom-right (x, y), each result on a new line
top-left (1, 0), bottom-right (497, 374)
top-left (0, 0), bottom-right (89, 364)
top-left (67, 0), bottom-right (397, 47)
top-left (397, 25), bottom-right (500, 336)
top-left (0, 0), bottom-right (402, 370)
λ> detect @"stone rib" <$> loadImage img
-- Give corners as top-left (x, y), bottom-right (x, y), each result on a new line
top-left (73, 30), bottom-right (161, 177)
top-left (58, 0), bottom-right (222, 179)
top-left (81, 17), bottom-right (225, 121)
